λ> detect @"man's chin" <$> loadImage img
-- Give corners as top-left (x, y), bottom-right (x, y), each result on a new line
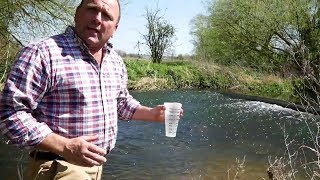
top-left (83, 39), bottom-right (105, 50)
top-left (84, 38), bottom-right (99, 46)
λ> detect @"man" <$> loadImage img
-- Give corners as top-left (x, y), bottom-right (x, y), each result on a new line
top-left (0, 0), bottom-right (182, 179)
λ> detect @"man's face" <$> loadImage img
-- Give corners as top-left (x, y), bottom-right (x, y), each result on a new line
top-left (75, 0), bottom-right (119, 50)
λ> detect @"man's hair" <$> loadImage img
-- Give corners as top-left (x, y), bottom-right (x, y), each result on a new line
top-left (78, 0), bottom-right (121, 23)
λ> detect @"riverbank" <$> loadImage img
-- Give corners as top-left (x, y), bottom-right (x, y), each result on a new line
top-left (125, 58), bottom-right (320, 114)
top-left (125, 58), bottom-right (294, 102)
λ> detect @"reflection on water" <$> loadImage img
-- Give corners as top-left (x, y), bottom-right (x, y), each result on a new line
top-left (0, 90), bottom-right (318, 179)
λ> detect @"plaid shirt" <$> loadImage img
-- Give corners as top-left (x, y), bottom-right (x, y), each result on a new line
top-left (0, 26), bottom-right (140, 151)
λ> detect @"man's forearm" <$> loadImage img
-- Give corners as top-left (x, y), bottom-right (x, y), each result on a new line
top-left (36, 133), bottom-right (68, 155)
top-left (131, 105), bottom-right (165, 122)
top-left (131, 105), bottom-right (152, 120)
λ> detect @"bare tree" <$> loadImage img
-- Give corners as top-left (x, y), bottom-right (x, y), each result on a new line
top-left (141, 8), bottom-right (175, 63)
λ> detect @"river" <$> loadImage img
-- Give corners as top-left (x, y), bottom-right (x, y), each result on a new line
top-left (0, 90), bottom-right (318, 179)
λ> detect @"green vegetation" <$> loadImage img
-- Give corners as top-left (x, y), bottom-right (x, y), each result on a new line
top-left (125, 59), bottom-right (200, 89)
top-left (0, 40), bottom-right (19, 90)
top-left (0, 0), bottom-right (76, 92)
top-left (0, 0), bottom-right (74, 46)
top-left (124, 58), bottom-right (294, 102)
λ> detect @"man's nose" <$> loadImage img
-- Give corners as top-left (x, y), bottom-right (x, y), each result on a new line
top-left (93, 12), bottom-right (102, 24)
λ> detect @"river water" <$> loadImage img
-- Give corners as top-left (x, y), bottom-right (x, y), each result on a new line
top-left (0, 90), bottom-right (318, 179)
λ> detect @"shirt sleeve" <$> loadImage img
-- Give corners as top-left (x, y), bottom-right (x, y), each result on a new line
top-left (117, 59), bottom-right (140, 120)
top-left (0, 44), bottom-right (53, 149)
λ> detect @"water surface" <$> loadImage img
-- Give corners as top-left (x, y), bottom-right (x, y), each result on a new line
top-left (0, 90), bottom-right (317, 179)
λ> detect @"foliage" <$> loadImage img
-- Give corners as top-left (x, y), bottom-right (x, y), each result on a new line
top-left (0, 0), bottom-right (76, 45)
top-left (124, 59), bottom-right (294, 102)
top-left (192, 0), bottom-right (320, 74)
top-left (141, 8), bottom-right (176, 63)
top-left (0, 36), bottom-right (20, 83)
top-left (0, 0), bottom-right (77, 90)
top-left (125, 59), bottom-right (201, 89)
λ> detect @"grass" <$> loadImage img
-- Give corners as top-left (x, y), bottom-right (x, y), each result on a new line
top-left (125, 59), bottom-right (204, 89)
top-left (125, 58), bottom-right (295, 102)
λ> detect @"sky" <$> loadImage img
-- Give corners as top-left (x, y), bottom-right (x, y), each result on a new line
top-left (13, 0), bottom-right (207, 56)
top-left (111, 0), bottom-right (207, 55)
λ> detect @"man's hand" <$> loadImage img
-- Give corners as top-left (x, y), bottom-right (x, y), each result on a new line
top-left (62, 135), bottom-right (107, 167)
top-left (38, 133), bottom-right (107, 167)
top-left (132, 104), bottom-right (183, 122)
top-left (150, 105), bottom-right (166, 122)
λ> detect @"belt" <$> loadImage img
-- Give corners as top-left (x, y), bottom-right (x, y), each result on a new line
top-left (30, 151), bottom-right (66, 161)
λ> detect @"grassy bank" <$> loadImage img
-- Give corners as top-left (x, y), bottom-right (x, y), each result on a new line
top-left (124, 58), bottom-right (294, 102)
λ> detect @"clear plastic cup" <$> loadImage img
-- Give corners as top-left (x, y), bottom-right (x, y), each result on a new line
top-left (164, 102), bottom-right (182, 137)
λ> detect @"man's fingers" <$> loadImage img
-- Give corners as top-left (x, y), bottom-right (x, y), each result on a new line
top-left (84, 150), bottom-right (107, 164)
top-left (71, 145), bottom-right (107, 167)
top-left (63, 136), bottom-right (108, 167)
top-left (80, 155), bottom-right (101, 167)
top-left (84, 137), bottom-right (107, 164)
top-left (88, 143), bottom-right (107, 156)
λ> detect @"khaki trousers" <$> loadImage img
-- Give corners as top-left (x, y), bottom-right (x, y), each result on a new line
top-left (23, 159), bottom-right (103, 180)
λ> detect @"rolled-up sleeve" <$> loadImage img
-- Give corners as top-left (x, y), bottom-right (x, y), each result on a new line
top-left (0, 44), bottom-right (53, 149)
top-left (117, 61), bottom-right (140, 120)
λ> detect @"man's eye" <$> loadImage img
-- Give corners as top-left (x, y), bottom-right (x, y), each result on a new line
top-left (87, 7), bottom-right (96, 12)
top-left (102, 13), bottom-right (111, 20)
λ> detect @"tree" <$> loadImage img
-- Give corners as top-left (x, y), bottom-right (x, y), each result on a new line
top-left (0, 0), bottom-right (75, 46)
top-left (192, 0), bottom-right (319, 71)
top-left (142, 8), bottom-right (175, 63)
top-left (0, 0), bottom-right (75, 89)
top-left (192, 0), bottom-right (320, 103)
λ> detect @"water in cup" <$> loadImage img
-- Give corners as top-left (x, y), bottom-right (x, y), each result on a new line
top-left (164, 102), bottom-right (182, 137)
